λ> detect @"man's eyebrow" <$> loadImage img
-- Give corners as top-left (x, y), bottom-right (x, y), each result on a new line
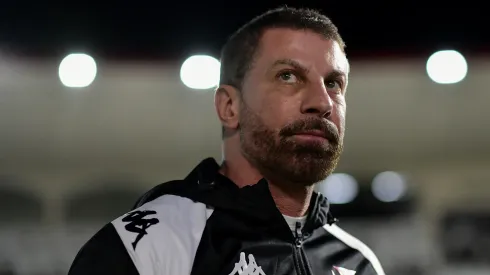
top-left (270, 58), bottom-right (310, 74)
top-left (271, 58), bottom-right (348, 79)
top-left (327, 69), bottom-right (347, 80)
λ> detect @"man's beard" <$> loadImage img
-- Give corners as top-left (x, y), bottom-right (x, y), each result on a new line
top-left (238, 101), bottom-right (344, 186)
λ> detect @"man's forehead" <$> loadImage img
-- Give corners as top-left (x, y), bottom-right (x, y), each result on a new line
top-left (258, 28), bottom-right (349, 75)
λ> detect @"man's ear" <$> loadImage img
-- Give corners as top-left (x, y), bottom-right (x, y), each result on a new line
top-left (214, 85), bottom-right (240, 132)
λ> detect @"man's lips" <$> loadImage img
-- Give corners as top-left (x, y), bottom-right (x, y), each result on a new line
top-left (292, 130), bottom-right (329, 142)
top-left (293, 130), bottom-right (327, 138)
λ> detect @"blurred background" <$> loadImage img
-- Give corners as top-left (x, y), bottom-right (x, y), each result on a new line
top-left (0, 2), bottom-right (489, 275)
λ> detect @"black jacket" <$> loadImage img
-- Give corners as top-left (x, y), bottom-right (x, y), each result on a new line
top-left (68, 158), bottom-right (385, 275)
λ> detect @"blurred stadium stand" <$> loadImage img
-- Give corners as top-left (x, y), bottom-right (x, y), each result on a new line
top-left (0, 58), bottom-right (487, 274)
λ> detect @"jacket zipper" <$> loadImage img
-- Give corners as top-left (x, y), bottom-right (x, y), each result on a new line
top-left (293, 221), bottom-right (310, 275)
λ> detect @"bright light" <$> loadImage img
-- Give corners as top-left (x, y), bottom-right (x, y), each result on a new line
top-left (318, 173), bottom-right (358, 204)
top-left (59, 53), bottom-right (97, 88)
top-left (371, 171), bottom-right (407, 202)
top-left (426, 50), bottom-right (467, 84)
top-left (180, 55), bottom-right (220, 90)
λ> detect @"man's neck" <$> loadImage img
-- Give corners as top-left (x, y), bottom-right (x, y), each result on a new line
top-left (267, 181), bottom-right (313, 217)
top-left (219, 150), bottom-right (313, 217)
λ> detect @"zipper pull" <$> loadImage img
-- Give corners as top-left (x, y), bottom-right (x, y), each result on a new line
top-left (294, 221), bottom-right (303, 247)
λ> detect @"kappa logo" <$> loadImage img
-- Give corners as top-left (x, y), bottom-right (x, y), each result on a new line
top-left (331, 266), bottom-right (356, 275)
top-left (122, 210), bottom-right (159, 250)
top-left (229, 252), bottom-right (266, 275)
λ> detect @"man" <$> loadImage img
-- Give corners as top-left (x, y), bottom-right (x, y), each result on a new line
top-left (69, 7), bottom-right (385, 275)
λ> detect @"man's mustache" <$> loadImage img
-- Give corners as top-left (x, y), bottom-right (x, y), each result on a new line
top-left (279, 118), bottom-right (340, 144)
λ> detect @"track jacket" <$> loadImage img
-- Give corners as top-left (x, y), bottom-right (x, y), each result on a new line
top-left (68, 158), bottom-right (385, 275)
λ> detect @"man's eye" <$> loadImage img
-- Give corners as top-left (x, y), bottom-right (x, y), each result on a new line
top-left (326, 80), bottom-right (342, 92)
top-left (278, 72), bottom-right (298, 83)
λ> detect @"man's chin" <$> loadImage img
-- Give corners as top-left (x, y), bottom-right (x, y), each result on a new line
top-left (274, 157), bottom-right (336, 186)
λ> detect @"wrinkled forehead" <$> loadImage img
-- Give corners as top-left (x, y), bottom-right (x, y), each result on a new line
top-left (256, 28), bottom-right (349, 75)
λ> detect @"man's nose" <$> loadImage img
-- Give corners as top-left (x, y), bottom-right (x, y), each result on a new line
top-left (300, 82), bottom-right (334, 118)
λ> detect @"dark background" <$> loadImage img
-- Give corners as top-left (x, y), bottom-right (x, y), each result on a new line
top-left (0, 1), bottom-right (486, 61)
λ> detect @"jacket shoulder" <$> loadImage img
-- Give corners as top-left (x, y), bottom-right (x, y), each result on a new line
top-left (70, 179), bottom-right (210, 275)
top-left (112, 193), bottom-right (213, 275)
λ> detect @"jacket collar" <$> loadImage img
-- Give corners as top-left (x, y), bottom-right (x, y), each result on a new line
top-left (184, 158), bottom-right (337, 234)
